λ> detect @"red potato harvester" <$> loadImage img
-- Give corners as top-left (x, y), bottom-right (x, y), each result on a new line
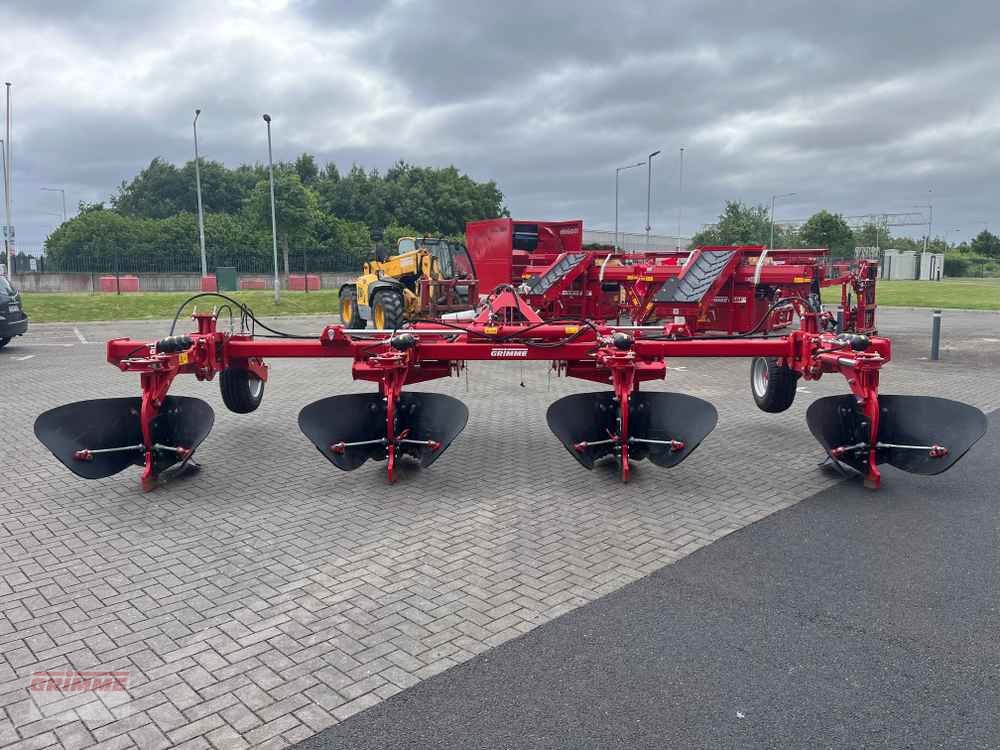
top-left (35, 219), bottom-right (987, 491)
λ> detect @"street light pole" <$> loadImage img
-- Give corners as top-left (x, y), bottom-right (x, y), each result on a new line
top-left (676, 147), bottom-right (684, 250)
top-left (193, 109), bottom-right (207, 279)
top-left (769, 192), bottom-right (797, 251)
top-left (645, 150), bottom-right (661, 246)
top-left (41, 188), bottom-right (67, 222)
top-left (0, 137), bottom-right (6, 275)
top-left (758, 191), bottom-right (797, 286)
top-left (3, 82), bottom-right (12, 280)
top-left (914, 190), bottom-right (932, 252)
top-left (263, 114), bottom-right (280, 304)
top-left (615, 160), bottom-right (645, 251)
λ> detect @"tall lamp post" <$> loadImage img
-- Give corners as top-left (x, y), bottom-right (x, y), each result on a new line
top-left (758, 191), bottom-right (796, 286)
top-left (676, 146), bottom-right (684, 250)
top-left (615, 160), bottom-right (644, 251)
top-left (769, 192), bottom-right (797, 250)
top-left (3, 82), bottom-right (12, 280)
top-left (263, 114), bottom-right (280, 304)
top-left (0, 136), bottom-right (7, 277)
top-left (914, 198), bottom-right (933, 252)
top-left (193, 109), bottom-right (207, 279)
top-left (41, 187), bottom-right (67, 222)
top-left (645, 149), bottom-right (661, 246)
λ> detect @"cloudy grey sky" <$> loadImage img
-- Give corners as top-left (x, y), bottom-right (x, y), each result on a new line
top-left (4, 0), bottom-right (999, 248)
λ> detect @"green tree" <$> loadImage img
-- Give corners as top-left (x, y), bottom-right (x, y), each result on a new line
top-left (112, 158), bottom-right (187, 218)
top-left (689, 201), bottom-right (784, 246)
top-left (246, 172), bottom-right (320, 276)
top-left (970, 229), bottom-right (1000, 259)
top-left (799, 210), bottom-right (855, 256)
top-left (854, 222), bottom-right (888, 248)
top-left (294, 154), bottom-right (320, 186)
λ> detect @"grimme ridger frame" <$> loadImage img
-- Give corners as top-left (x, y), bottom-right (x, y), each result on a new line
top-left (35, 246), bottom-right (986, 491)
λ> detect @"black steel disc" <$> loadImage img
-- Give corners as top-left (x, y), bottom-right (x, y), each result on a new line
top-left (807, 394), bottom-right (987, 476)
top-left (298, 392), bottom-right (469, 472)
top-left (34, 396), bottom-right (214, 479)
top-left (546, 391), bottom-right (718, 470)
top-left (630, 392), bottom-right (718, 469)
top-left (877, 395), bottom-right (987, 475)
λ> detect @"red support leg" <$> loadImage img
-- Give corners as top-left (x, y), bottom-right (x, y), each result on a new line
top-left (843, 360), bottom-right (882, 490)
top-left (138, 370), bottom-right (177, 492)
top-left (606, 350), bottom-right (639, 483)
top-left (373, 352), bottom-right (410, 483)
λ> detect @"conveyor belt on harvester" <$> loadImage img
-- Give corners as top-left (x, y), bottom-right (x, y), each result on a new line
top-left (654, 249), bottom-right (736, 303)
top-left (524, 253), bottom-right (589, 295)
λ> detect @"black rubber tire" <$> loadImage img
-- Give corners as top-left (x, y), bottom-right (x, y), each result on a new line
top-left (220, 367), bottom-right (265, 413)
top-left (750, 356), bottom-right (799, 413)
top-left (372, 289), bottom-right (405, 330)
top-left (0, 337), bottom-right (9, 350)
top-left (340, 287), bottom-right (365, 329)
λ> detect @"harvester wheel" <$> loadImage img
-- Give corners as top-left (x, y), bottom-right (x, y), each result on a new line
top-left (340, 287), bottom-right (364, 329)
top-left (220, 368), bottom-right (265, 414)
top-left (372, 290), bottom-right (405, 330)
top-left (751, 356), bottom-right (799, 413)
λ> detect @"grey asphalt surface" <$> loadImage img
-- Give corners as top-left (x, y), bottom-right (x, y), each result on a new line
top-left (294, 412), bottom-right (998, 750)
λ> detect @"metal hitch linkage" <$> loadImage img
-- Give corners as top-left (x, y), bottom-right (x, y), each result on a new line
top-left (331, 438), bottom-right (388, 454)
top-left (74, 443), bottom-right (192, 462)
top-left (573, 435), bottom-right (685, 453)
top-left (73, 444), bottom-right (144, 461)
top-left (629, 437), bottom-right (685, 451)
top-left (331, 434), bottom-right (442, 455)
top-left (831, 442), bottom-right (949, 459)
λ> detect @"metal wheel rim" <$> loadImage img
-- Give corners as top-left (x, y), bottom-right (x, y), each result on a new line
top-left (752, 358), bottom-right (769, 397)
top-left (374, 304), bottom-right (385, 329)
top-left (248, 375), bottom-right (264, 400)
top-left (340, 297), bottom-right (353, 323)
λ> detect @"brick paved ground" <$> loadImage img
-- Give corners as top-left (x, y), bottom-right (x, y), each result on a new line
top-left (1, 310), bottom-right (996, 749)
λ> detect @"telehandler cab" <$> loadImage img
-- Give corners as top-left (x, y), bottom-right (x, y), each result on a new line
top-left (339, 235), bottom-right (477, 329)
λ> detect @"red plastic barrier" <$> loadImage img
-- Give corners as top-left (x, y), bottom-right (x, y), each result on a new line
top-left (239, 278), bottom-right (268, 290)
top-left (99, 275), bottom-right (139, 293)
top-left (288, 274), bottom-right (321, 291)
top-left (200, 276), bottom-right (217, 292)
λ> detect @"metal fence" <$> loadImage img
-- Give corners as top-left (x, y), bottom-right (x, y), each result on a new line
top-left (7, 248), bottom-right (368, 275)
top-left (582, 230), bottom-right (690, 252)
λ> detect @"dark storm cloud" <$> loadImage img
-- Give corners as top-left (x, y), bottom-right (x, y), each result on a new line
top-left (5, 0), bottom-right (1000, 247)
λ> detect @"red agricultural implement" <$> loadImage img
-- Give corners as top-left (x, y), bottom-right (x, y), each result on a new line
top-left (35, 226), bottom-right (986, 492)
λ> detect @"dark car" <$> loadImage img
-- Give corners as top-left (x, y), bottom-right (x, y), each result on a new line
top-left (0, 276), bottom-right (28, 349)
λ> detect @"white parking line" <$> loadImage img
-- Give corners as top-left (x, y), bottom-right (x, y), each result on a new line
top-left (13, 355), bottom-right (35, 361)
top-left (73, 327), bottom-right (88, 344)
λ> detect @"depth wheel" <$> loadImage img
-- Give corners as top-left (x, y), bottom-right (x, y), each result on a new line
top-left (372, 290), bottom-right (405, 330)
top-left (751, 356), bottom-right (799, 413)
top-left (340, 287), bottom-right (364, 329)
top-left (220, 367), bottom-right (265, 413)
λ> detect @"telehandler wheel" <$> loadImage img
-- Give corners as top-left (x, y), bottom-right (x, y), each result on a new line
top-left (372, 290), bottom-right (405, 330)
top-left (751, 356), bottom-right (799, 413)
top-left (340, 288), bottom-right (364, 329)
top-left (220, 367), bottom-right (265, 413)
